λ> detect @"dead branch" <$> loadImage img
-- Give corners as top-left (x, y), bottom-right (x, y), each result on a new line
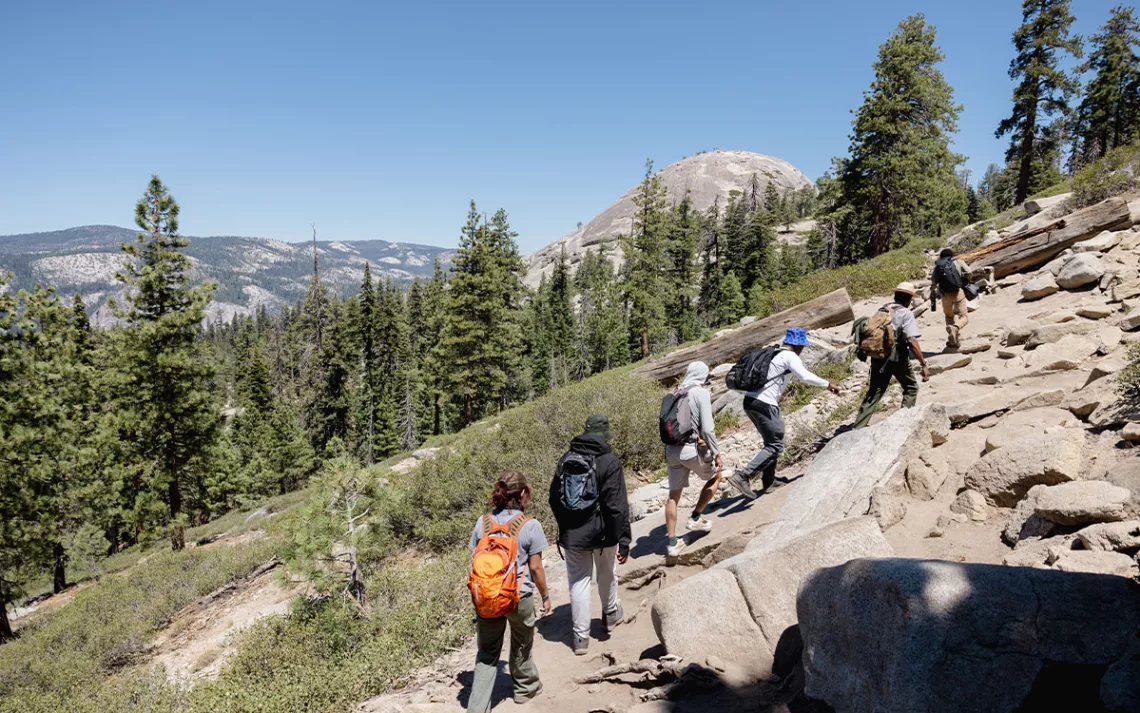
top-left (574, 658), bottom-right (688, 685)
top-left (624, 568), bottom-right (666, 591)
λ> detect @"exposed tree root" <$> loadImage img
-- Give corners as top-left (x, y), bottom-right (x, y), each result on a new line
top-left (576, 656), bottom-right (724, 703)
top-left (624, 568), bottom-right (666, 591)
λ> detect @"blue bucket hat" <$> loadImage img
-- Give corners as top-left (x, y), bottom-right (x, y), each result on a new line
top-left (784, 327), bottom-right (809, 346)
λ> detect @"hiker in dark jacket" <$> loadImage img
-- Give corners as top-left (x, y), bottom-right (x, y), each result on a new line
top-left (930, 247), bottom-right (972, 349)
top-left (549, 414), bottom-right (632, 656)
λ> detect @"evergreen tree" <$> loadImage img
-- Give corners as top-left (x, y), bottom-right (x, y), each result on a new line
top-left (354, 263), bottom-right (380, 464)
top-left (439, 202), bottom-right (525, 426)
top-left (717, 272), bottom-right (746, 326)
top-left (832, 14), bottom-right (966, 258)
top-left (1076, 5), bottom-right (1140, 161)
top-left (115, 175), bottom-right (219, 551)
top-left (697, 200), bottom-right (727, 326)
top-left (620, 159), bottom-right (671, 359)
top-left (575, 249), bottom-right (628, 374)
top-left (546, 246), bottom-right (576, 387)
top-left (997, 0), bottom-right (1083, 204)
top-left (664, 193), bottom-right (701, 344)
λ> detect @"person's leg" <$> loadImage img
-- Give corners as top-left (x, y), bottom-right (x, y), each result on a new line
top-left (664, 451), bottom-right (689, 540)
top-left (955, 289), bottom-right (969, 337)
top-left (564, 547), bottom-right (593, 643)
top-left (506, 596), bottom-right (541, 702)
top-left (853, 361), bottom-right (891, 429)
top-left (593, 546), bottom-right (619, 618)
top-left (757, 405), bottom-right (786, 491)
top-left (467, 616), bottom-right (507, 713)
top-left (692, 467), bottom-right (722, 516)
top-left (897, 361), bottom-right (920, 408)
top-left (739, 399), bottom-right (782, 482)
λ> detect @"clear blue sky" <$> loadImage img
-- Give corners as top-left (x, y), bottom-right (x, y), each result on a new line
top-left (0, 0), bottom-right (1112, 252)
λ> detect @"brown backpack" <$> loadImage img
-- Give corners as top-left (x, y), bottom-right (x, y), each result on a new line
top-left (859, 306), bottom-right (897, 360)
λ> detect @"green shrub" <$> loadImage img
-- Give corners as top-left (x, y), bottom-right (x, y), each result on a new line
top-left (1118, 343), bottom-right (1140, 397)
top-left (0, 541), bottom-right (274, 712)
top-left (749, 237), bottom-right (941, 319)
top-left (782, 359), bottom-right (853, 415)
top-left (1071, 142), bottom-right (1140, 209)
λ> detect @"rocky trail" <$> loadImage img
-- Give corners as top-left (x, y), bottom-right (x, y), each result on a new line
top-left (364, 195), bottom-right (1140, 712)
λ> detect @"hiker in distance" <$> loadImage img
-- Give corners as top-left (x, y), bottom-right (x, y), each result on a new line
top-left (659, 361), bottom-right (722, 558)
top-left (467, 470), bottom-right (550, 712)
top-left (852, 282), bottom-right (930, 429)
top-left (725, 328), bottom-right (841, 500)
top-left (930, 247), bottom-right (977, 350)
top-left (549, 414), bottom-right (632, 656)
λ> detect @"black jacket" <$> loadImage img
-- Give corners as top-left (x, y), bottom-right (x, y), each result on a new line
top-left (548, 434), bottom-right (632, 555)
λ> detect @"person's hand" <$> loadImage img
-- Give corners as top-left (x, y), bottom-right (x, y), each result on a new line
top-left (617, 550), bottom-right (629, 565)
top-left (714, 453), bottom-right (723, 473)
top-left (540, 595), bottom-right (552, 616)
top-left (828, 382), bottom-right (841, 395)
top-left (921, 364), bottom-right (930, 382)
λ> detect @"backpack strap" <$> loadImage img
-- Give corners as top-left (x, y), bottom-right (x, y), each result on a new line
top-left (506, 513), bottom-right (530, 538)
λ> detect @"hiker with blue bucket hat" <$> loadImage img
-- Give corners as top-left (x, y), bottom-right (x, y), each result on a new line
top-left (725, 327), bottom-right (840, 500)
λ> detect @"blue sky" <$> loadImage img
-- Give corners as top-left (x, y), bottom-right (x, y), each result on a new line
top-left (0, 0), bottom-right (1113, 252)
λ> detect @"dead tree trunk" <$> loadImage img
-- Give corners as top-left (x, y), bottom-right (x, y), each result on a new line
top-left (631, 289), bottom-right (855, 383)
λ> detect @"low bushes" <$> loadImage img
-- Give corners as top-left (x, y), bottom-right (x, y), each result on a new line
top-left (1071, 142), bottom-right (1140, 209)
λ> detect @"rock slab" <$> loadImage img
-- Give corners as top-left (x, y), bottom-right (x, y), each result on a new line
top-left (964, 429), bottom-right (1086, 507)
top-left (798, 558), bottom-right (1140, 713)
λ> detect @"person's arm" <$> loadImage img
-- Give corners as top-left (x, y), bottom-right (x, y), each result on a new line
top-left (694, 388), bottom-right (719, 452)
top-left (599, 457), bottom-right (632, 563)
top-left (908, 337), bottom-right (930, 381)
top-left (788, 353), bottom-right (840, 394)
top-left (529, 554), bottom-right (551, 615)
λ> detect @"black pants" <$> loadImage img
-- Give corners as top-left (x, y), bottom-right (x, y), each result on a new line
top-left (742, 397), bottom-right (785, 490)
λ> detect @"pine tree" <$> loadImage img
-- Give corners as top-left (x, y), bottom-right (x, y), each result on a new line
top-left (621, 159), bottom-right (671, 359)
top-left (997, 0), bottom-right (1083, 204)
top-left (354, 263), bottom-right (380, 464)
top-left (833, 14), bottom-right (966, 258)
top-left (663, 194), bottom-right (701, 344)
top-left (575, 249), bottom-right (628, 374)
top-left (546, 246), bottom-right (576, 387)
top-left (1076, 5), bottom-right (1140, 162)
top-left (718, 272), bottom-right (746, 326)
top-left (115, 175), bottom-right (219, 551)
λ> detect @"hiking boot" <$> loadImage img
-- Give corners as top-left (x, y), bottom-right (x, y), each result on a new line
top-left (513, 682), bottom-right (543, 704)
top-left (726, 471), bottom-right (758, 500)
top-left (604, 603), bottom-right (625, 632)
top-left (572, 635), bottom-right (589, 656)
top-left (666, 537), bottom-right (687, 557)
top-left (686, 515), bottom-right (712, 532)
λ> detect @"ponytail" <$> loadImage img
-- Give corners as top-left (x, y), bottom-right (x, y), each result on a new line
top-left (490, 469), bottom-right (530, 511)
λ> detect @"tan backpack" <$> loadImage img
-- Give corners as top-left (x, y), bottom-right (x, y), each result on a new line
top-left (859, 306), bottom-right (898, 360)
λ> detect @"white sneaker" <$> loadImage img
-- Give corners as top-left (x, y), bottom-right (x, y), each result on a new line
top-left (686, 516), bottom-right (712, 532)
top-left (726, 472), bottom-right (758, 500)
top-left (666, 538), bottom-right (687, 557)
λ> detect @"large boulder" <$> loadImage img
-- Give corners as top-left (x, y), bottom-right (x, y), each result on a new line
top-left (905, 451), bottom-right (950, 501)
top-left (652, 517), bottom-right (892, 677)
top-left (1024, 320), bottom-right (1100, 349)
top-left (964, 429), bottom-right (1086, 507)
top-left (1033, 480), bottom-right (1131, 526)
top-left (946, 388), bottom-right (1052, 425)
top-left (1021, 273), bottom-right (1061, 301)
top-left (749, 404), bottom-right (949, 547)
top-left (1056, 253), bottom-right (1106, 289)
top-left (1025, 192), bottom-right (1071, 216)
top-left (1051, 549), bottom-right (1139, 577)
top-left (798, 558), bottom-right (1140, 713)
top-left (1073, 229), bottom-right (1125, 253)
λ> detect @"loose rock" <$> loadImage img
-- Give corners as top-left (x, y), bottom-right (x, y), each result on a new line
top-left (1051, 550), bottom-right (1138, 577)
top-left (1077, 304), bottom-right (1115, 320)
top-left (1123, 422), bottom-right (1140, 442)
top-left (1076, 520), bottom-right (1140, 552)
top-left (1021, 273), bottom-right (1060, 301)
top-left (1056, 253), bottom-right (1105, 289)
top-left (964, 429), bottom-right (1086, 507)
top-left (1033, 480), bottom-right (1131, 526)
top-left (949, 490), bottom-right (988, 521)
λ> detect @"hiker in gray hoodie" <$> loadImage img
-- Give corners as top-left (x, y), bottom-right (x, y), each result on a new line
top-left (663, 361), bottom-right (722, 557)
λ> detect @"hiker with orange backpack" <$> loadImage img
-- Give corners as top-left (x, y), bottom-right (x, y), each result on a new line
top-left (466, 470), bottom-right (550, 711)
top-left (852, 282), bottom-right (930, 429)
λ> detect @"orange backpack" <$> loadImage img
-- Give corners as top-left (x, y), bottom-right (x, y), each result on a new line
top-left (468, 513), bottom-right (530, 619)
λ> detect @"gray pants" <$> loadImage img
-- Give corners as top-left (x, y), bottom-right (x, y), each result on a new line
top-left (468, 594), bottom-right (541, 712)
top-left (741, 398), bottom-right (785, 489)
top-left (565, 545), bottom-right (619, 640)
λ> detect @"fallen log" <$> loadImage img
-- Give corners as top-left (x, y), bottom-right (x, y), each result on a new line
top-left (631, 288), bottom-right (854, 382)
top-left (964, 197), bottom-right (1133, 279)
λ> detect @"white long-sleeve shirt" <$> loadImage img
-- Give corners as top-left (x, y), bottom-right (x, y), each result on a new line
top-left (746, 349), bottom-right (830, 406)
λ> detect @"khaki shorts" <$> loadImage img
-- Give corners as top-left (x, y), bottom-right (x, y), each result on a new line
top-left (665, 443), bottom-right (717, 490)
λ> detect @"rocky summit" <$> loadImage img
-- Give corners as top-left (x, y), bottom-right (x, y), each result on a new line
top-left (0, 225), bottom-right (453, 326)
top-left (522, 150), bottom-right (813, 286)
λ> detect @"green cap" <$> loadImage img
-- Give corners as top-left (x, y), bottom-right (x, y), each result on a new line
top-left (584, 413), bottom-right (613, 443)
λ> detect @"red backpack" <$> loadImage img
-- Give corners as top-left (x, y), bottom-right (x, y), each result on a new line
top-left (468, 513), bottom-right (529, 618)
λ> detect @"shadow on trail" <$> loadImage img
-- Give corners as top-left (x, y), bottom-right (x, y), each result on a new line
top-left (631, 524), bottom-right (712, 559)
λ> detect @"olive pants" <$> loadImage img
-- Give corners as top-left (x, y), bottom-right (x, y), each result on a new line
top-left (468, 594), bottom-right (541, 712)
top-left (853, 359), bottom-right (919, 429)
top-left (941, 290), bottom-right (969, 346)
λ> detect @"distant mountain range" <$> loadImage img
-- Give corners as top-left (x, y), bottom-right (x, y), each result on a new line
top-left (0, 225), bottom-right (454, 326)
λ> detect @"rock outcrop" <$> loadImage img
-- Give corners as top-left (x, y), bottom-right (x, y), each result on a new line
top-left (798, 558), bottom-right (1140, 713)
top-left (523, 150), bottom-right (812, 285)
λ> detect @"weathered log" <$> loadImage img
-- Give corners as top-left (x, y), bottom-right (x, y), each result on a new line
top-left (963, 197), bottom-right (1133, 279)
top-left (631, 288), bottom-right (854, 382)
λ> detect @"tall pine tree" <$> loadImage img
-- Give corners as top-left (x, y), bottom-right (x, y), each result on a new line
top-left (1075, 5), bottom-right (1140, 162)
top-left (997, 0), bottom-right (1083, 204)
top-left (621, 160), bottom-right (670, 359)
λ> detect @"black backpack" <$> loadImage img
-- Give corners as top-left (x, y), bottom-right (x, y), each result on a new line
top-left (934, 257), bottom-right (964, 293)
top-left (725, 346), bottom-right (789, 392)
top-left (554, 452), bottom-right (599, 512)
top-left (659, 387), bottom-right (694, 446)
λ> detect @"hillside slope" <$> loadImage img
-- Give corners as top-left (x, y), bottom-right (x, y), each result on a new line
top-left (523, 150), bottom-right (813, 286)
top-left (0, 225), bottom-right (454, 325)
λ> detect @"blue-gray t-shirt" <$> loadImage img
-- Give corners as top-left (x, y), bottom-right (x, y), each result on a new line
top-left (469, 508), bottom-right (547, 595)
